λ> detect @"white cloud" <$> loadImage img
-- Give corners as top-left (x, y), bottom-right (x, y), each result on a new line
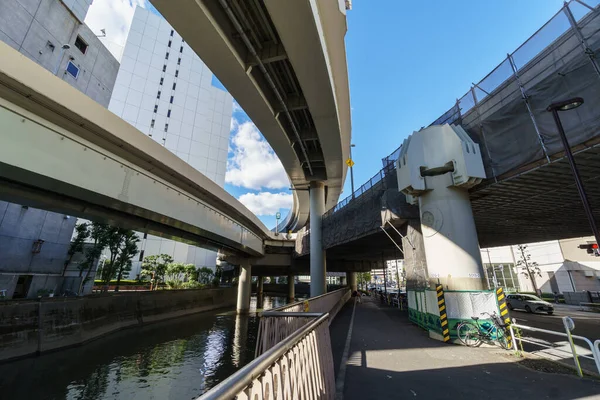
top-left (226, 120), bottom-right (289, 190)
top-left (232, 101), bottom-right (242, 113)
top-left (85, 0), bottom-right (147, 61)
top-left (238, 192), bottom-right (293, 216)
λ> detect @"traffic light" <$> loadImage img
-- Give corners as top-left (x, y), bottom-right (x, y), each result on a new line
top-left (578, 243), bottom-right (599, 256)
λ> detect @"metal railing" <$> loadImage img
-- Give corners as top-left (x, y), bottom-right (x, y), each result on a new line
top-left (256, 288), bottom-right (351, 356)
top-left (509, 317), bottom-right (600, 376)
top-left (324, 0), bottom-right (600, 218)
top-left (198, 313), bottom-right (335, 400)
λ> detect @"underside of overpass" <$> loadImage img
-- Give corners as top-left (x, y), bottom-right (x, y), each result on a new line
top-left (291, 2), bottom-right (600, 269)
top-left (149, 0), bottom-right (352, 231)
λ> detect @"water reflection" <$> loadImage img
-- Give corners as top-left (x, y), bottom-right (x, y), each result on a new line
top-left (0, 295), bottom-right (288, 400)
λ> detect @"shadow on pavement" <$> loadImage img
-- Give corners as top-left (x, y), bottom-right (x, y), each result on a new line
top-left (330, 296), bottom-right (600, 400)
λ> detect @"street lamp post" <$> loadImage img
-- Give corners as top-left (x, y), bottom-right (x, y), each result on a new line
top-left (350, 144), bottom-right (356, 199)
top-left (547, 97), bottom-right (600, 249)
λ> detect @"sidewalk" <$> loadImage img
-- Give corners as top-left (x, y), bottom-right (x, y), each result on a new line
top-left (330, 296), bottom-right (600, 400)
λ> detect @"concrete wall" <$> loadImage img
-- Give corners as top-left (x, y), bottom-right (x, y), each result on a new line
top-left (0, 0), bottom-right (118, 107)
top-left (0, 287), bottom-right (236, 361)
top-left (0, 202), bottom-right (77, 298)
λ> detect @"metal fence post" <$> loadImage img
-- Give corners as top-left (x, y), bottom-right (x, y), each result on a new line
top-left (564, 2), bottom-right (600, 79)
top-left (507, 53), bottom-right (551, 163)
top-left (563, 316), bottom-right (584, 377)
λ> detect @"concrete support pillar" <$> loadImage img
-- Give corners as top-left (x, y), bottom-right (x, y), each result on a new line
top-left (348, 272), bottom-right (357, 292)
top-left (397, 125), bottom-right (487, 291)
top-left (236, 262), bottom-right (252, 314)
top-left (287, 273), bottom-right (295, 301)
top-left (402, 219), bottom-right (428, 291)
top-left (310, 181), bottom-right (326, 297)
top-left (418, 174), bottom-right (485, 290)
top-left (257, 275), bottom-right (264, 296)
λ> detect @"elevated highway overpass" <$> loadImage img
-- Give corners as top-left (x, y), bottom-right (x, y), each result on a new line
top-left (0, 42), bottom-right (271, 257)
top-left (149, 0), bottom-right (352, 232)
top-left (295, 1), bottom-right (600, 279)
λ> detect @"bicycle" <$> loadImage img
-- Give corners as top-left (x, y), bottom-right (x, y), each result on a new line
top-left (456, 311), bottom-right (510, 349)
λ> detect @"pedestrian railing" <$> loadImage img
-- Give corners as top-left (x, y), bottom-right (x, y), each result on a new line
top-left (256, 288), bottom-right (351, 356)
top-left (198, 313), bottom-right (335, 400)
top-left (509, 317), bottom-right (600, 376)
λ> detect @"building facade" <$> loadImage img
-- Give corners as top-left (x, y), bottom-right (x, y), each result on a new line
top-left (0, 0), bottom-right (119, 299)
top-left (108, 7), bottom-right (233, 277)
top-left (481, 236), bottom-right (600, 294)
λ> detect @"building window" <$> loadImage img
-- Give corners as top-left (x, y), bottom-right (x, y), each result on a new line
top-left (164, 123), bottom-right (169, 132)
top-left (177, 58), bottom-right (181, 65)
top-left (157, 91), bottom-right (161, 99)
top-left (167, 109), bottom-right (171, 118)
top-left (170, 96), bottom-right (174, 104)
top-left (154, 105), bottom-right (158, 113)
top-left (150, 119), bottom-right (155, 128)
top-left (180, 46), bottom-right (183, 53)
top-left (66, 61), bottom-right (79, 78)
top-left (138, 250), bottom-right (145, 262)
top-left (165, 52), bottom-right (169, 60)
top-left (159, 77), bottom-right (163, 85)
top-left (74, 35), bottom-right (88, 54)
top-left (175, 70), bottom-right (179, 77)
top-left (172, 83), bottom-right (176, 90)
top-left (162, 65), bottom-right (166, 72)
top-left (168, 40), bottom-right (172, 48)
top-left (170, 30), bottom-right (174, 37)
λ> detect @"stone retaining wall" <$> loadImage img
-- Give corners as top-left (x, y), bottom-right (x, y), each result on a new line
top-left (0, 287), bottom-right (236, 361)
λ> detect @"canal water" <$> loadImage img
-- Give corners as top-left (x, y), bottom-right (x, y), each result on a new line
top-left (0, 295), bottom-right (291, 400)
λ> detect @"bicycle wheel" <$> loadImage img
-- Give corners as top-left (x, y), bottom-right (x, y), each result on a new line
top-left (495, 327), bottom-right (510, 350)
top-left (457, 322), bottom-right (482, 347)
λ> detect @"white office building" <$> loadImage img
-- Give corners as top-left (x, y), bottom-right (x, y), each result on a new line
top-left (108, 7), bottom-right (233, 275)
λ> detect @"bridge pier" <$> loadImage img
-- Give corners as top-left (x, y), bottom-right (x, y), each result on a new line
top-left (397, 125), bottom-right (487, 291)
top-left (347, 272), bottom-right (357, 292)
top-left (310, 181), bottom-right (326, 297)
top-left (287, 273), bottom-right (295, 301)
top-left (257, 275), bottom-right (264, 296)
top-left (236, 261), bottom-right (252, 314)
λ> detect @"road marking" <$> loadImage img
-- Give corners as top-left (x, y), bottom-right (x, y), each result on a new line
top-left (335, 297), bottom-right (357, 400)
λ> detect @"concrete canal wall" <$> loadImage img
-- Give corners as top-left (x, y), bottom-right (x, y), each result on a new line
top-left (0, 287), bottom-right (236, 361)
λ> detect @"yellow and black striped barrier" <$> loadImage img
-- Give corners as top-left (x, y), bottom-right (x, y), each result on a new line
top-left (496, 287), bottom-right (513, 348)
top-left (436, 284), bottom-right (450, 342)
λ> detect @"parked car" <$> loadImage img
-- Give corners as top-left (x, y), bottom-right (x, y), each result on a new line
top-left (506, 293), bottom-right (554, 315)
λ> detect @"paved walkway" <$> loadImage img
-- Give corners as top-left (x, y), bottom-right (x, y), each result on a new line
top-left (330, 296), bottom-right (600, 400)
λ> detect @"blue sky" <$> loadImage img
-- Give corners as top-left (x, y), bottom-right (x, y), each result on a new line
top-left (88, 0), bottom-right (578, 230)
top-left (341, 0), bottom-right (568, 198)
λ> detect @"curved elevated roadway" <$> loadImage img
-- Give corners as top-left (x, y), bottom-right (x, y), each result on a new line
top-left (149, 0), bottom-right (352, 231)
top-left (0, 43), bottom-right (277, 257)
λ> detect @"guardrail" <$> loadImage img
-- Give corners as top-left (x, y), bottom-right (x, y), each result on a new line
top-left (198, 313), bottom-right (335, 400)
top-left (509, 317), bottom-right (600, 376)
top-left (256, 288), bottom-right (351, 356)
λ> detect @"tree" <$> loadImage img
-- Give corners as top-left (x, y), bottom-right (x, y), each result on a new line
top-left (113, 231), bottom-right (140, 291)
top-left (198, 267), bottom-right (214, 285)
top-left (516, 245), bottom-right (542, 295)
top-left (78, 222), bottom-right (111, 295)
top-left (141, 254), bottom-right (173, 290)
top-left (63, 223), bottom-right (89, 276)
top-left (164, 262), bottom-right (187, 289)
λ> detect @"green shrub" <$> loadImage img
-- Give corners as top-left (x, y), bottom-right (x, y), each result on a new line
top-left (93, 279), bottom-right (150, 286)
top-left (182, 281), bottom-right (205, 289)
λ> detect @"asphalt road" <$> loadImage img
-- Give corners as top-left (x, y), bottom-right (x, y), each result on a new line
top-left (509, 304), bottom-right (600, 373)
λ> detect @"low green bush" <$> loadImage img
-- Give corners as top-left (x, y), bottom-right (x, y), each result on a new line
top-left (93, 279), bottom-right (150, 286)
